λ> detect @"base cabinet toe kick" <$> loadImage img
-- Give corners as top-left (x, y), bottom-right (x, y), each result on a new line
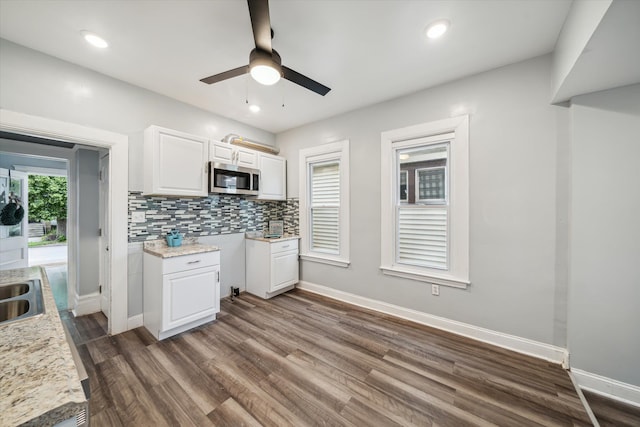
top-left (143, 250), bottom-right (220, 340)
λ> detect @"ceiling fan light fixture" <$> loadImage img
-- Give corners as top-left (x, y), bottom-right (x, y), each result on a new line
top-left (250, 65), bottom-right (281, 85)
top-left (425, 19), bottom-right (450, 39)
top-left (249, 49), bottom-right (283, 86)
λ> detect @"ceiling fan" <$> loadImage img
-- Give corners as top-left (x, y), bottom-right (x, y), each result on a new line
top-left (200, 0), bottom-right (331, 96)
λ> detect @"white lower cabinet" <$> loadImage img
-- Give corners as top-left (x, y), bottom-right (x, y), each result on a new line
top-left (144, 251), bottom-right (220, 340)
top-left (246, 238), bottom-right (299, 299)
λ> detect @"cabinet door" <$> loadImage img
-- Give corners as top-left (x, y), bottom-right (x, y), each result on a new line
top-left (270, 250), bottom-right (299, 291)
top-left (145, 126), bottom-right (209, 196)
top-left (236, 147), bottom-right (258, 168)
top-left (257, 153), bottom-right (286, 200)
top-left (210, 141), bottom-right (235, 164)
top-left (162, 266), bottom-right (218, 331)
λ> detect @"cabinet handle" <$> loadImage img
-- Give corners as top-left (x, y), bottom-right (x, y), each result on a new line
top-left (187, 260), bottom-right (201, 264)
top-left (282, 245), bottom-right (290, 248)
top-left (217, 271), bottom-right (220, 282)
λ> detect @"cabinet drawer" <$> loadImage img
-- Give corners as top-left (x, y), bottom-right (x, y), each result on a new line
top-left (162, 251), bottom-right (219, 275)
top-left (270, 239), bottom-right (298, 254)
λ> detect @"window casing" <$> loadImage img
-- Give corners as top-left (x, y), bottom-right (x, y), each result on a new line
top-left (299, 140), bottom-right (350, 267)
top-left (381, 116), bottom-right (469, 289)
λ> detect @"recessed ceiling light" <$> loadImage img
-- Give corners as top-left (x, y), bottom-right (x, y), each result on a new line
top-left (425, 19), bottom-right (450, 39)
top-left (81, 31), bottom-right (109, 48)
top-left (249, 104), bottom-right (261, 113)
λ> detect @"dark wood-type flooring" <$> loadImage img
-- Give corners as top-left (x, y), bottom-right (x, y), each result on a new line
top-left (582, 390), bottom-right (640, 427)
top-left (63, 290), bottom-right (596, 426)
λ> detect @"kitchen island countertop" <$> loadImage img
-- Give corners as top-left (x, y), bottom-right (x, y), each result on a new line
top-left (0, 267), bottom-right (87, 427)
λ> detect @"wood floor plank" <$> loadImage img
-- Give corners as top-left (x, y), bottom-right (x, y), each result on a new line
top-left (583, 390), bottom-right (640, 427)
top-left (148, 377), bottom-right (215, 426)
top-left (203, 356), bottom-right (310, 427)
top-left (286, 349), bottom-right (437, 426)
top-left (95, 354), bottom-right (170, 426)
top-left (63, 289), bottom-right (596, 427)
top-left (207, 397), bottom-right (264, 427)
top-left (339, 397), bottom-right (409, 427)
top-left (146, 339), bottom-right (230, 414)
top-left (91, 406), bottom-right (124, 427)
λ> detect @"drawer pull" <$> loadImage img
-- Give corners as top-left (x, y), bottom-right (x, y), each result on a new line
top-left (187, 260), bottom-right (201, 264)
top-left (282, 245), bottom-right (290, 248)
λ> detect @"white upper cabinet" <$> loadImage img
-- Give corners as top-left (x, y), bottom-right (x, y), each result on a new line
top-left (257, 152), bottom-right (286, 200)
top-left (210, 141), bottom-right (257, 169)
top-left (143, 126), bottom-right (209, 197)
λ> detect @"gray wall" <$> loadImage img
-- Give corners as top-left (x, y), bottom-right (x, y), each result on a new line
top-left (0, 39), bottom-right (275, 191)
top-left (76, 149), bottom-right (100, 295)
top-left (567, 84), bottom-right (640, 386)
top-left (277, 55), bottom-right (562, 346)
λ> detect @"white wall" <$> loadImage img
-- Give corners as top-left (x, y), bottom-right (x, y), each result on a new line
top-left (568, 84), bottom-right (640, 387)
top-left (551, 0), bottom-right (611, 102)
top-left (0, 39), bottom-right (275, 191)
top-left (278, 55), bottom-right (563, 346)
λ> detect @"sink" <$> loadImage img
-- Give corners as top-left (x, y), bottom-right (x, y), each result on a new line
top-left (0, 283), bottom-right (29, 300)
top-left (0, 279), bottom-right (44, 325)
top-left (0, 300), bottom-right (31, 322)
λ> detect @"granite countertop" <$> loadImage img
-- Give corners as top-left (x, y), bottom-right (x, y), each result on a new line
top-left (0, 267), bottom-right (87, 427)
top-left (143, 237), bottom-right (220, 258)
top-left (245, 233), bottom-right (300, 243)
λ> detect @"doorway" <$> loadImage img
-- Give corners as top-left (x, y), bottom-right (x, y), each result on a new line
top-left (0, 108), bottom-right (129, 334)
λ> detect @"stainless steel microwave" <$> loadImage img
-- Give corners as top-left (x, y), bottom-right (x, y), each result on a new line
top-left (209, 162), bottom-right (260, 196)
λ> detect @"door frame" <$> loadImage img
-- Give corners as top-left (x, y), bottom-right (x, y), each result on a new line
top-left (0, 109), bottom-right (129, 335)
top-left (99, 153), bottom-right (110, 317)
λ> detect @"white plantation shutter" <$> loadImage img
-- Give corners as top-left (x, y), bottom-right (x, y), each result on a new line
top-left (310, 163), bottom-right (340, 254)
top-left (397, 207), bottom-right (447, 269)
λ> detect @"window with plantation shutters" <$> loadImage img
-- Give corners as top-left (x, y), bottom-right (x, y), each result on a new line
top-left (397, 143), bottom-right (449, 270)
top-left (299, 140), bottom-right (350, 267)
top-left (381, 116), bottom-right (469, 289)
top-left (310, 162), bottom-right (340, 253)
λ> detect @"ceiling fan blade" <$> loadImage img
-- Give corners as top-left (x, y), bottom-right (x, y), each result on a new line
top-left (247, 0), bottom-right (272, 52)
top-left (282, 66), bottom-right (331, 96)
top-left (200, 65), bottom-right (249, 85)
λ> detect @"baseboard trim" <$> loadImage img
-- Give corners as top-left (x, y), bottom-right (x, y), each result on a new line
top-left (127, 314), bottom-right (144, 330)
top-left (71, 291), bottom-right (101, 317)
top-left (572, 368), bottom-right (640, 407)
top-left (296, 281), bottom-right (568, 365)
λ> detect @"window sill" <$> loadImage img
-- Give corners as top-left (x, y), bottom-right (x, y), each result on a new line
top-left (379, 266), bottom-right (469, 289)
top-left (300, 254), bottom-right (350, 268)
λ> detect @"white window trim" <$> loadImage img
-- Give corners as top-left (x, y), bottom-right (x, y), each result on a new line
top-left (380, 116), bottom-right (469, 289)
top-left (299, 140), bottom-right (350, 267)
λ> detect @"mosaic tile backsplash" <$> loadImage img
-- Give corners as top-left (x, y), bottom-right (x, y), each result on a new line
top-left (128, 192), bottom-right (299, 242)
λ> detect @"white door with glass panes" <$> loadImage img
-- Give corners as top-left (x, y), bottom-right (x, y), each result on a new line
top-left (0, 169), bottom-right (29, 270)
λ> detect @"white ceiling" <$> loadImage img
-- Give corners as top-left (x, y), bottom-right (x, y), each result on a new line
top-left (0, 0), bottom-right (573, 134)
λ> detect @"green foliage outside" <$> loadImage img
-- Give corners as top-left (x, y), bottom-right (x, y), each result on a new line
top-left (28, 175), bottom-right (67, 222)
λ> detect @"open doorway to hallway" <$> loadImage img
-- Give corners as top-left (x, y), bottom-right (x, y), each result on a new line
top-left (0, 140), bottom-right (105, 321)
top-left (1, 151), bottom-right (70, 310)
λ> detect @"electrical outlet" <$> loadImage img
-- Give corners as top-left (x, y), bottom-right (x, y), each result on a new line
top-left (131, 211), bottom-right (146, 223)
top-left (431, 284), bottom-right (440, 296)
